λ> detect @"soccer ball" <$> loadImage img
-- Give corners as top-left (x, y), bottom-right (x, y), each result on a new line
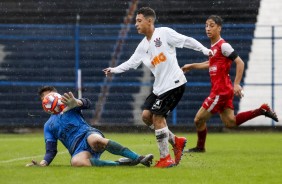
top-left (42, 92), bottom-right (65, 114)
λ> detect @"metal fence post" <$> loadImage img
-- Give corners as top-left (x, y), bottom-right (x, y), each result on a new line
top-left (271, 25), bottom-right (275, 126)
top-left (75, 14), bottom-right (81, 98)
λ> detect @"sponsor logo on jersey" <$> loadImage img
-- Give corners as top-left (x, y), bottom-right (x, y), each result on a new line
top-left (209, 65), bottom-right (217, 76)
top-left (151, 52), bottom-right (167, 66)
top-left (154, 37), bottom-right (162, 47)
top-left (209, 65), bottom-right (217, 72)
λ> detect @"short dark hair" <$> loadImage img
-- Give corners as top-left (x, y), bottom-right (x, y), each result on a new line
top-left (207, 15), bottom-right (223, 26)
top-left (137, 7), bottom-right (156, 21)
top-left (38, 86), bottom-right (57, 99)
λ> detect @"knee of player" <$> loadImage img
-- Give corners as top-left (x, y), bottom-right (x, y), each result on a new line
top-left (142, 115), bottom-right (149, 123)
top-left (88, 135), bottom-right (108, 151)
top-left (142, 111), bottom-right (152, 124)
top-left (223, 119), bottom-right (236, 128)
top-left (71, 158), bottom-right (90, 167)
top-left (194, 117), bottom-right (207, 129)
top-left (194, 117), bottom-right (203, 124)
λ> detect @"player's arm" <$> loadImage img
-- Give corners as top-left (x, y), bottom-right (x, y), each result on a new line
top-left (233, 56), bottom-right (244, 97)
top-left (79, 98), bottom-right (91, 109)
top-left (61, 92), bottom-right (92, 112)
top-left (26, 141), bottom-right (58, 167)
top-left (103, 45), bottom-right (143, 76)
top-left (181, 61), bottom-right (209, 73)
top-left (26, 126), bottom-right (58, 167)
top-left (222, 43), bottom-right (245, 97)
top-left (42, 141), bottom-right (58, 165)
top-left (164, 27), bottom-right (213, 56)
top-left (183, 38), bottom-right (213, 56)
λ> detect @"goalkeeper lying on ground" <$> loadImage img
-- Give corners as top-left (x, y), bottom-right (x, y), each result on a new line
top-left (26, 86), bottom-right (153, 167)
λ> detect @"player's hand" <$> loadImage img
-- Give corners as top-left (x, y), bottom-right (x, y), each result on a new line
top-left (103, 68), bottom-right (113, 77)
top-left (26, 160), bottom-right (38, 167)
top-left (26, 160), bottom-right (47, 167)
top-left (61, 92), bottom-right (82, 113)
top-left (181, 64), bottom-right (193, 73)
top-left (203, 48), bottom-right (214, 56)
top-left (234, 84), bottom-right (244, 98)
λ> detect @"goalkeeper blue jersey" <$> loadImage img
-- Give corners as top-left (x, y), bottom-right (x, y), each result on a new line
top-left (44, 107), bottom-right (94, 155)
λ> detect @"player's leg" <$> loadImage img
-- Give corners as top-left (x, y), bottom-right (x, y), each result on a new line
top-left (220, 108), bottom-right (236, 127)
top-left (186, 107), bottom-right (212, 153)
top-left (72, 151), bottom-right (122, 167)
top-left (71, 150), bottom-right (127, 167)
top-left (143, 109), bottom-right (185, 165)
top-left (218, 93), bottom-right (236, 127)
top-left (87, 133), bottom-right (153, 167)
top-left (142, 96), bottom-right (176, 146)
top-left (235, 104), bottom-right (278, 125)
top-left (151, 85), bottom-right (187, 167)
top-left (221, 91), bottom-right (278, 125)
top-left (188, 94), bottom-right (232, 153)
top-left (71, 151), bottom-right (93, 166)
top-left (221, 104), bottom-right (278, 127)
top-left (153, 114), bottom-right (175, 168)
top-left (142, 109), bottom-right (177, 147)
top-left (160, 84), bottom-right (187, 165)
top-left (71, 133), bottom-right (119, 167)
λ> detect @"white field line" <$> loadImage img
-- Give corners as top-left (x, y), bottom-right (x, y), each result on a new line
top-left (0, 150), bottom-right (68, 164)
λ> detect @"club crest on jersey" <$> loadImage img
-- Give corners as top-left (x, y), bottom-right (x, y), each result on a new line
top-left (154, 37), bottom-right (162, 47)
top-left (213, 49), bottom-right (217, 55)
top-left (152, 99), bottom-right (162, 110)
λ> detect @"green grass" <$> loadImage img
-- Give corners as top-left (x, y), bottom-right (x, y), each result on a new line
top-left (0, 132), bottom-right (281, 184)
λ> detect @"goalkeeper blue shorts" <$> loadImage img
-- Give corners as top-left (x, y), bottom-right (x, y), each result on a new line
top-left (72, 128), bottom-right (105, 159)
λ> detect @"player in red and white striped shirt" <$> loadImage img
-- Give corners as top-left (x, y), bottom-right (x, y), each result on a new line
top-left (181, 15), bottom-right (278, 153)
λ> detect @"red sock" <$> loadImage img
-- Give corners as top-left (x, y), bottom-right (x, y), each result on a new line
top-left (196, 127), bottom-right (207, 149)
top-left (235, 108), bottom-right (263, 126)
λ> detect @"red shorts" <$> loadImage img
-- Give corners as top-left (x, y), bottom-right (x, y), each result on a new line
top-left (202, 92), bottom-right (234, 114)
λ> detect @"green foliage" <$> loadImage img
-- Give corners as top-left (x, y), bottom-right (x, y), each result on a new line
top-left (0, 132), bottom-right (281, 184)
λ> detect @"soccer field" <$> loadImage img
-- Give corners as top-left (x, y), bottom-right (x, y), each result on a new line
top-left (0, 132), bottom-right (281, 184)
